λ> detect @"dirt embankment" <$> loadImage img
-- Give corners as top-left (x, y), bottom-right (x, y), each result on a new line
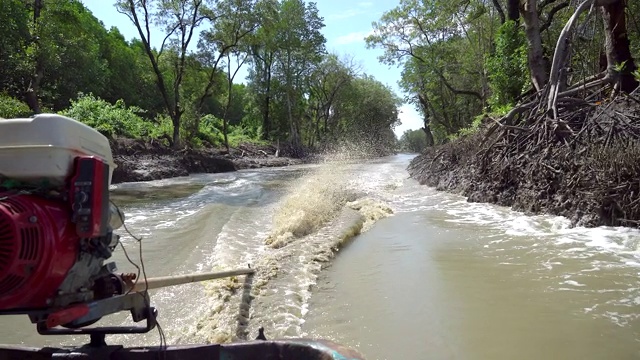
top-left (110, 138), bottom-right (304, 184)
top-left (408, 95), bottom-right (640, 228)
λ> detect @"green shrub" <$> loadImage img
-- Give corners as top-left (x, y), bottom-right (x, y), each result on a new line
top-left (0, 94), bottom-right (32, 119)
top-left (228, 124), bottom-right (268, 147)
top-left (59, 93), bottom-right (152, 138)
top-left (148, 114), bottom-right (174, 145)
top-left (486, 21), bottom-right (529, 107)
top-left (449, 114), bottom-right (485, 141)
top-left (196, 114), bottom-right (224, 146)
top-left (189, 114), bottom-right (265, 148)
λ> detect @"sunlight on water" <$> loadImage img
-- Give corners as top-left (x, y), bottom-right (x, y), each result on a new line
top-left (181, 154), bottom-right (397, 344)
top-left (2, 154), bottom-right (638, 360)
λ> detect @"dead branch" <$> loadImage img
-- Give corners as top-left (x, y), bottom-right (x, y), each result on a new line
top-left (547, 0), bottom-right (598, 118)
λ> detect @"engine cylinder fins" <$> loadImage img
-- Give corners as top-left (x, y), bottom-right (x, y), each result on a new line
top-left (0, 198), bottom-right (32, 296)
top-left (0, 193), bottom-right (78, 309)
top-left (0, 274), bottom-right (24, 297)
top-left (0, 215), bottom-right (16, 274)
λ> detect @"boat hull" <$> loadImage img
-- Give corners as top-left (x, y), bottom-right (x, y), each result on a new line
top-left (0, 339), bottom-right (365, 360)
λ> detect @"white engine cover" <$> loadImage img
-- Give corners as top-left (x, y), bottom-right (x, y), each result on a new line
top-left (0, 114), bottom-right (115, 186)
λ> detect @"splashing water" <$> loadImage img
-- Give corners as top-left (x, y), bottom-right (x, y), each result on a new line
top-left (265, 162), bottom-right (363, 248)
top-left (171, 158), bottom-right (396, 344)
top-left (6, 154), bottom-right (638, 360)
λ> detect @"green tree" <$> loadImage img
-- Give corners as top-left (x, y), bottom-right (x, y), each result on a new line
top-left (273, 0), bottom-right (326, 146)
top-left (398, 129), bottom-right (428, 153)
top-left (2, 0), bottom-right (111, 112)
top-left (198, 0), bottom-right (257, 150)
top-left (486, 20), bottom-right (529, 106)
top-left (366, 0), bottom-right (493, 142)
top-left (99, 28), bottom-right (162, 115)
top-left (307, 54), bottom-right (358, 147)
top-left (0, 0), bottom-right (30, 98)
top-left (247, 0), bottom-right (280, 140)
top-left (116, 0), bottom-right (206, 147)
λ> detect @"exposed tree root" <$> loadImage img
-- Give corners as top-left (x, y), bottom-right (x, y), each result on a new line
top-left (408, 91), bottom-right (640, 228)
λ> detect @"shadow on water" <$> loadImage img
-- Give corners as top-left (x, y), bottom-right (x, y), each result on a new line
top-left (110, 183), bottom-right (206, 205)
top-left (235, 272), bottom-right (256, 341)
top-left (110, 167), bottom-right (312, 210)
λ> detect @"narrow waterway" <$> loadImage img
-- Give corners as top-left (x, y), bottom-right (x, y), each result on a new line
top-left (0, 154), bottom-right (638, 359)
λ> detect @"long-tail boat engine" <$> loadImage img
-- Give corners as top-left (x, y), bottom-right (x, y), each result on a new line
top-left (0, 114), bottom-right (156, 335)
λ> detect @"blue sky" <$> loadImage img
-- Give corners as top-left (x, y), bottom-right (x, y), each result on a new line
top-left (82, 0), bottom-right (423, 137)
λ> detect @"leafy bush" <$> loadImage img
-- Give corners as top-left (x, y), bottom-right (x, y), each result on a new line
top-left (0, 94), bottom-right (32, 119)
top-left (449, 113), bottom-right (488, 141)
top-left (191, 115), bottom-right (265, 148)
top-left (229, 124), bottom-right (268, 147)
top-left (57, 93), bottom-right (265, 149)
top-left (149, 114), bottom-right (175, 145)
top-left (196, 114), bottom-right (224, 146)
top-left (486, 21), bottom-right (529, 107)
top-left (59, 93), bottom-right (152, 138)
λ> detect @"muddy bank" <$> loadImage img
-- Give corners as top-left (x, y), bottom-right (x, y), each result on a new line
top-left (110, 139), bottom-right (304, 184)
top-left (408, 95), bottom-right (640, 228)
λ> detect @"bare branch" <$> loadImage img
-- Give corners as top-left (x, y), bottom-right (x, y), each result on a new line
top-left (158, 23), bottom-right (180, 57)
top-left (491, 0), bottom-right (506, 24)
top-left (538, 0), bottom-right (558, 12)
top-left (540, 1), bottom-right (570, 33)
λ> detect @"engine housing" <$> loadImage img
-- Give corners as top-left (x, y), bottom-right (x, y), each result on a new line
top-left (0, 194), bottom-right (78, 309)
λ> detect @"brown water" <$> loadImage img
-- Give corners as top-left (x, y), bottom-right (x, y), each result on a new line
top-left (0, 154), bottom-right (638, 359)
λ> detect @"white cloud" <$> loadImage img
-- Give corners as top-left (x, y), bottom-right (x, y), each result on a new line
top-left (334, 30), bottom-right (373, 45)
top-left (327, 2), bottom-right (374, 20)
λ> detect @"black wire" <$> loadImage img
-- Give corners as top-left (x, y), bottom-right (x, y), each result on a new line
top-left (118, 241), bottom-right (140, 295)
top-left (0, 189), bottom-right (36, 201)
top-left (110, 200), bottom-right (167, 356)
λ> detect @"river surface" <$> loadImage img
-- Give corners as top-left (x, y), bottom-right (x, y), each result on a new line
top-left (1, 154), bottom-right (639, 359)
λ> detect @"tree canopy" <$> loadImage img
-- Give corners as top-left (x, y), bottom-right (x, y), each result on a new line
top-left (0, 0), bottom-right (401, 156)
top-left (366, 0), bottom-right (639, 144)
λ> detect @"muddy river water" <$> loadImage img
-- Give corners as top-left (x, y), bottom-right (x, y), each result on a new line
top-left (0, 154), bottom-right (638, 359)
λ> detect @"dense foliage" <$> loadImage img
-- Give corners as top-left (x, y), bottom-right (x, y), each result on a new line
top-left (0, 94), bottom-right (32, 119)
top-left (397, 129), bottom-right (429, 153)
top-left (0, 0), bottom-right (400, 155)
top-left (367, 0), bottom-right (639, 144)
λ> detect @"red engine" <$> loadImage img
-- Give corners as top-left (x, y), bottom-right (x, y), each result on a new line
top-left (0, 156), bottom-right (115, 311)
top-left (0, 194), bottom-right (79, 309)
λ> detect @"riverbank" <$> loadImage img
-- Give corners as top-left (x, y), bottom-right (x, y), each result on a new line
top-left (408, 95), bottom-right (640, 228)
top-left (110, 138), bottom-right (304, 184)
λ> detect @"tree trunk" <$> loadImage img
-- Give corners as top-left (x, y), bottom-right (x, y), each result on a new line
top-left (25, 56), bottom-right (44, 113)
top-left (547, 0), bottom-right (596, 116)
top-left (25, 0), bottom-right (44, 114)
top-left (422, 126), bottom-right (435, 147)
top-left (261, 70), bottom-right (272, 140)
top-left (491, 0), bottom-right (506, 24)
top-left (507, 0), bottom-right (519, 22)
top-left (601, 0), bottom-right (639, 93)
top-left (25, 89), bottom-right (41, 114)
top-left (417, 94), bottom-right (435, 147)
top-left (521, 0), bottom-right (547, 91)
top-left (286, 91), bottom-right (299, 146)
top-left (223, 81), bottom-right (232, 152)
top-left (223, 118), bottom-right (229, 152)
top-left (171, 113), bottom-right (181, 148)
